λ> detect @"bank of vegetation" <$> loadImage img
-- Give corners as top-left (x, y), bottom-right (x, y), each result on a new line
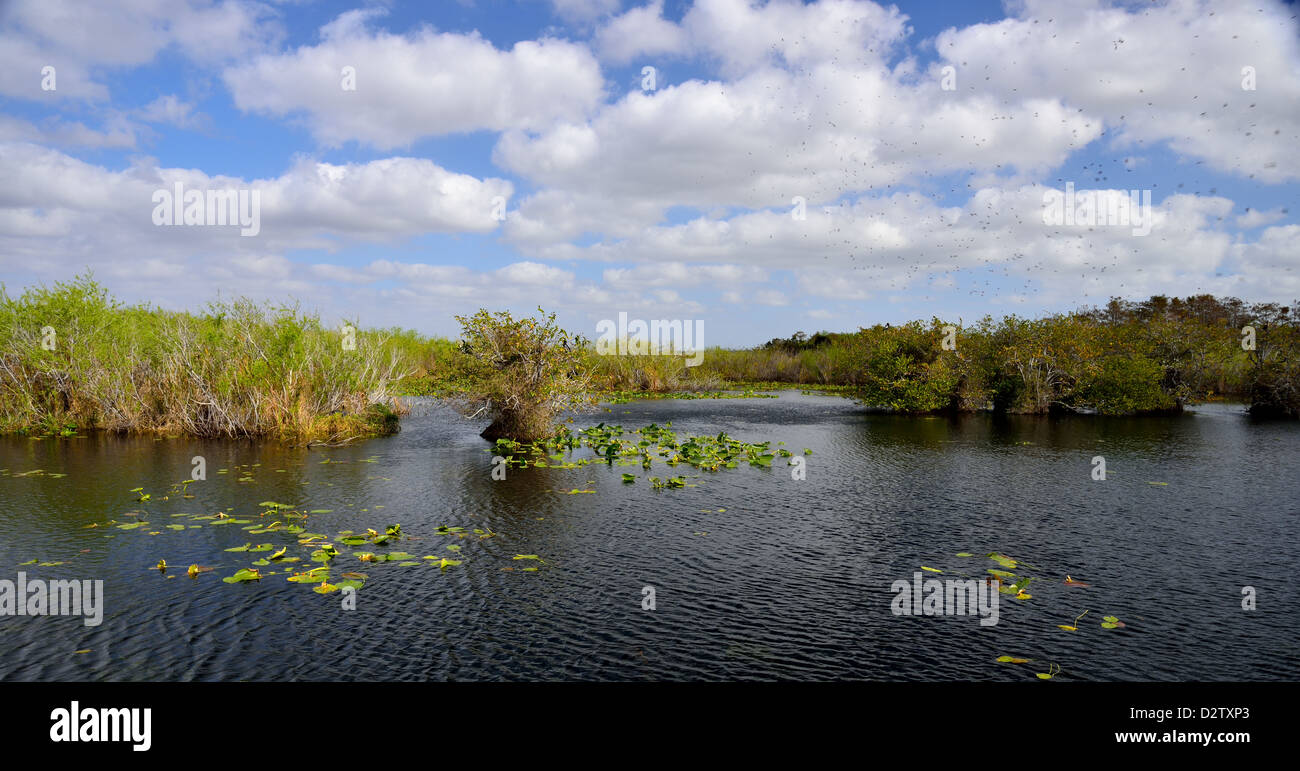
top-left (580, 295), bottom-right (1300, 419)
top-left (2, 277), bottom-right (1296, 442)
top-left (0, 276), bottom-right (411, 440)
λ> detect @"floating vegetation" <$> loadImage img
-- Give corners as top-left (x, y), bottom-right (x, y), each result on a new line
top-left (1059, 609), bottom-right (1090, 632)
top-left (987, 553), bottom-right (1018, 569)
top-left (222, 568), bottom-right (262, 583)
top-left (489, 422), bottom-right (789, 482)
top-left (912, 548), bottom-right (1135, 678)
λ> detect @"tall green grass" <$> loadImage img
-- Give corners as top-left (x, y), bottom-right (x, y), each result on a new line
top-left (0, 275), bottom-right (418, 440)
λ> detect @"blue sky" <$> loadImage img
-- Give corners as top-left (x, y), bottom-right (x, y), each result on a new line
top-left (1, 0), bottom-right (1297, 346)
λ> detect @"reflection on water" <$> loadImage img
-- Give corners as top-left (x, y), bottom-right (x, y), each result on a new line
top-left (0, 393), bottom-right (1296, 681)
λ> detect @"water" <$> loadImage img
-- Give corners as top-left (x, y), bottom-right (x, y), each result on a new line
top-left (1, 393), bottom-right (1296, 681)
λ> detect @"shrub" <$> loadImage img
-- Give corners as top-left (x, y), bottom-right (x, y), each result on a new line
top-left (454, 308), bottom-right (591, 441)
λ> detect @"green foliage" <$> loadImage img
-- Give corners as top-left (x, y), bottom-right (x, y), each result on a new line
top-left (0, 274), bottom-right (415, 439)
top-left (454, 307), bottom-right (592, 441)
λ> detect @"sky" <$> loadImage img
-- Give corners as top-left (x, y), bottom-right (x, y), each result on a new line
top-left (1, 0), bottom-right (1297, 346)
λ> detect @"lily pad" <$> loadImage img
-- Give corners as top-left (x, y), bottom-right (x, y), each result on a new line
top-left (222, 568), bottom-right (262, 583)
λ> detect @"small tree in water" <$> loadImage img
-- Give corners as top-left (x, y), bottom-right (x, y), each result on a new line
top-left (455, 308), bottom-right (592, 441)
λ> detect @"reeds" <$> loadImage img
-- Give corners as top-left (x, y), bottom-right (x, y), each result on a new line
top-left (0, 276), bottom-right (414, 440)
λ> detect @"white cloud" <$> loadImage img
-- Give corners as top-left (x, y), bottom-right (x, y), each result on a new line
top-left (595, 1), bottom-right (688, 64)
top-left (1236, 207), bottom-right (1287, 229)
top-left (0, 0), bottom-right (282, 101)
top-left (223, 9), bottom-right (606, 148)
top-left (138, 95), bottom-right (207, 130)
top-left (932, 0), bottom-right (1300, 182)
top-left (0, 142), bottom-right (512, 260)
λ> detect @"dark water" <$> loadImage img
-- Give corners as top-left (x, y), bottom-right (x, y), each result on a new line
top-left (1, 393), bottom-right (1296, 681)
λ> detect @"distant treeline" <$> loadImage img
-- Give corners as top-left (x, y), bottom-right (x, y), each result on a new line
top-left (578, 294), bottom-right (1300, 418)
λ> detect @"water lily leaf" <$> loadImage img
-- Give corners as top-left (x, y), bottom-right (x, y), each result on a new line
top-left (249, 544), bottom-right (274, 552)
top-left (334, 579), bottom-right (364, 591)
top-left (313, 582), bottom-right (339, 594)
top-left (513, 554), bottom-right (543, 561)
top-left (437, 558), bottom-right (461, 571)
top-left (269, 547), bottom-right (287, 560)
top-left (996, 656), bottom-right (1031, 664)
top-left (222, 568), bottom-right (262, 583)
top-left (340, 572), bottom-right (368, 579)
top-left (955, 552), bottom-right (973, 557)
top-left (384, 552), bottom-right (415, 561)
top-left (287, 569), bottom-right (329, 584)
top-left (224, 543), bottom-right (252, 552)
top-left (987, 553), bottom-right (1017, 569)
top-left (920, 566), bottom-right (942, 573)
top-left (251, 559), bottom-right (270, 566)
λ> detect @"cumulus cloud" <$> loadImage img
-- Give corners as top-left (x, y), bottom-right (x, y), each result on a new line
top-left (223, 8), bottom-right (606, 148)
top-left (0, 0), bottom-right (282, 101)
top-left (932, 0), bottom-right (1300, 183)
top-left (0, 142), bottom-right (512, 264)
top-left (3, 0), bottom-right (1299, 342)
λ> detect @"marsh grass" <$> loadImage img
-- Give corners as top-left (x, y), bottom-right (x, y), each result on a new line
top-left (0, 275), bottom-right (414, 440)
